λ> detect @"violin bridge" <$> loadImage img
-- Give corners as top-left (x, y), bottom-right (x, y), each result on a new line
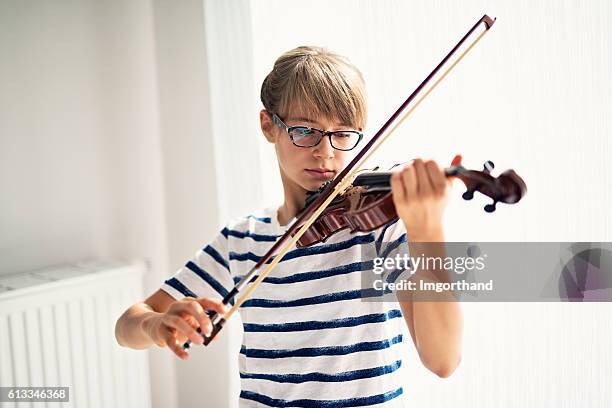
top-left (335, 173), bottom-right (357, 195)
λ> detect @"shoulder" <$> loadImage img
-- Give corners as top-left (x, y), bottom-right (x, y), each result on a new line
top-left (378, 218), bottom-right (407, 242)
top-left (221, 205), bottom-right (281, 241)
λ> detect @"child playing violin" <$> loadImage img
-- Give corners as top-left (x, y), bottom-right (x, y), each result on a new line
top-left (115, 45), bottom-right (462, 407)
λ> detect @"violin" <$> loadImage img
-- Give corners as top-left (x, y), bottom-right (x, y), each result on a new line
top-left (294, 159), bottom-right (526, 247)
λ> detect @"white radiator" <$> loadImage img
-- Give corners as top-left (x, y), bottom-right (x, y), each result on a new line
top-left (0, 260), bottom-right (151, 408)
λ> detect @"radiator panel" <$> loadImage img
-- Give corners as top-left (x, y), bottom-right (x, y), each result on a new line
top-left (0, 261), bottom-right (151, 408)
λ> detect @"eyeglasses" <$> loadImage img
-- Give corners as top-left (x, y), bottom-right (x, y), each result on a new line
top-left (270, 112), bottom-right (363, 151)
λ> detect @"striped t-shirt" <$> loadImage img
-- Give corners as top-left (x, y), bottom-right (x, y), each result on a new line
top-left (161, 205), bottom-right (410, 407)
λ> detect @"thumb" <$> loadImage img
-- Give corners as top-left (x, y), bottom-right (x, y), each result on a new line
top-left (451, 154), bottom-right (462, 167)
top-left (447, 154), bottom-right (462, 186)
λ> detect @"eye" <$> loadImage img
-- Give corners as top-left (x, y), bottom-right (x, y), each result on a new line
top-left (334, 132), bottom-right (352, 138)
top-left (297, 128), bottom-right (314, 135)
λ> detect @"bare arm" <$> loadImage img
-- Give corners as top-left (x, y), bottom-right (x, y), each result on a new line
top-left (399, 294), bottom-right (463, 378)
top-left (114, 289), bottom-right (227, 359)
top-left (115, 289), bottom-right (174, 349)
top-left (398, 239), bottom-right (463, 378)
top-left (390, 157), bottom-right (464, 378)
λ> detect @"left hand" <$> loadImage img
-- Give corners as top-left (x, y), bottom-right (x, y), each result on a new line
top-left (390, 155), bottom-right (461, 240)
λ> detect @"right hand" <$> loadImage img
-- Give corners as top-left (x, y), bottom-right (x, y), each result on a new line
top-left (142, 297), bottom-right (229, 360)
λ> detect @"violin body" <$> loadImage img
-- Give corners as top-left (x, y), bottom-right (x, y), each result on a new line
top-left (295, 161), bottom-right (527, 248)
top-left (297, 186), bottom-right (398, 247)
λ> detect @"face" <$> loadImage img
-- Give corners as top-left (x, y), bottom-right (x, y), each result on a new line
top-left (260, 108), bottom-right (362, 201)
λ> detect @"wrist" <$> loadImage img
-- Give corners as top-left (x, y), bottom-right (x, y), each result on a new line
top-left (406, 224), bottom-right (445, 242)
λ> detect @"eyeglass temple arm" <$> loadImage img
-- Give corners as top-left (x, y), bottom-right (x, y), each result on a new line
top-left (269, 112), bottom-right (287, 130)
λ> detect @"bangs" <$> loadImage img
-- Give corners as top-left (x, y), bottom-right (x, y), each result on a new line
top-left (277, 57), bottom-right (367, 130)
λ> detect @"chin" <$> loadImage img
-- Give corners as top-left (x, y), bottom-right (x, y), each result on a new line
top-left (302, 180), bottom-right (326, 192)
top-left (295, 176), bottom-right (325, 192)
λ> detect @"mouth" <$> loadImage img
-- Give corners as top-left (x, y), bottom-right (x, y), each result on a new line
top-left (304, 168), bottom-right (335, 180)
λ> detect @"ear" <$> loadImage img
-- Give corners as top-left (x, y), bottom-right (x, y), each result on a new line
top-left (260, 110), bottom-right (276, 144)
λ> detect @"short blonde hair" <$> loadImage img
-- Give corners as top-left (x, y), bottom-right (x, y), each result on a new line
top-left (260, 46), bottom-right (367, 130)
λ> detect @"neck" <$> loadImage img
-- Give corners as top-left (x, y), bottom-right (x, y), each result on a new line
top-left (277, 200), bottom-right (301, 227)
top-left (277, 172), bottom-right (310, 226)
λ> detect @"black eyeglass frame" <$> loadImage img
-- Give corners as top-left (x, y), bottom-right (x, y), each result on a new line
top-left (269, 112), bottom-right (364, 151)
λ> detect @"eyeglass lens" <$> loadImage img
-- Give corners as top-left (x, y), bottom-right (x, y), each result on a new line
top-left (289, 127), bottom-right (360, 150)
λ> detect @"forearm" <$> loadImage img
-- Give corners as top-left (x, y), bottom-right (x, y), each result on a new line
top-left (411, 296), bottom-right (463, 376)
top-left (407, 234), bottom-right (463, 376)
top-left (115, 302), bottom-right (162, 349)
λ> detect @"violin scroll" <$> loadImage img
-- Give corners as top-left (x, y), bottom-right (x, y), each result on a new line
top-left (451, 161), bottom-right (527, 213)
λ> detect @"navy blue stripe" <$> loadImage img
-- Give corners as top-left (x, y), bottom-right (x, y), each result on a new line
top-left (247, 215), bottom-right (272, 223)
top-left (203, 244), bottom-right (230, 272)
top-left (240, 360), bottom-right (401, 383)
top-left (229, 233), bottom-right (375, 264)
top-left (240, 334), bottom-right (403, 359)
top-left (386, 267), bottom-right (407, 284)
top-left (184, 261), bottom-right (234, 305)
top-left (240, 387), bottom-right (403, 407)
top-left (243, 309), bottom-right (402, 333)
top-left (234, 261), bottom-right (372, 285)
top-left (376, 218), bottom-right (400, 254)
top-left (380, 233), bottom-right (408, 259)
top-left (240, 261), bottom-right (408, 309)
top-left (164, 277), bottom-right (197, 298)
top-left (241, 287), bottom-right (389, 308)
top-left (221, 227), bottom-right (279, 242)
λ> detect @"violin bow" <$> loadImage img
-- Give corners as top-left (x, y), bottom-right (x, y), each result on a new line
top-left (184, 14), bottom-right (496, 349)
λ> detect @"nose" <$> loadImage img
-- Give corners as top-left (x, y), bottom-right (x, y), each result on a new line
top-left (313, 134), bottom-right (335, 159)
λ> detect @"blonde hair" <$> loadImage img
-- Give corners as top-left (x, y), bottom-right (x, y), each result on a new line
top-left (260, 46), bottom-right (367, 130)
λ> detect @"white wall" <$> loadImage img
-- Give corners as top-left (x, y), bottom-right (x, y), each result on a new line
top-left (0, 1), bottom-right (178, 407)
top-left (245, 1), bottom-right (611, 406)
top-left (1, 0), bottom-right (611, 407)
top-left (152, 0), bottom-right (244, 406)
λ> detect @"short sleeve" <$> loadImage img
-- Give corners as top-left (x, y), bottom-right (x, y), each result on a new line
top-left (373, 218), bottom-right (409, 259)
top-left (161, 229), bottom-right (235, 302)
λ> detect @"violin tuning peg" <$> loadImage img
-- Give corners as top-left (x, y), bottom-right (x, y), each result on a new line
top-left (484, 201), bottom-right (497, 213)
top-left (483, 161), bottom-right (495, 174)
top-left (462, 190), bottom-right (475, 200)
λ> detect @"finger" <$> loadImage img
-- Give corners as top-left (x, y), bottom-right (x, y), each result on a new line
top-left (451, 154), bottom-right (462, 167)
top-left (166, 315), bottom-right (203, 345)
top-left (390, 171), bottom-right (406, 203)
top-left (182, 301), bottom-right (213, 336)
top-left (448, 154), bottom-right (462, 186)
top-left (401, 165), bottom-right (417, 198)
top-left (413, 159), bottom-right (431, 195)
top-left (165, 329), bottom-right (190, 360)
top-left (197, 297), bottom-right (230, 315)
top-left (425, 160), bottom-right (446, 193)
top-left (200, 316), bottom-right (213, 337)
